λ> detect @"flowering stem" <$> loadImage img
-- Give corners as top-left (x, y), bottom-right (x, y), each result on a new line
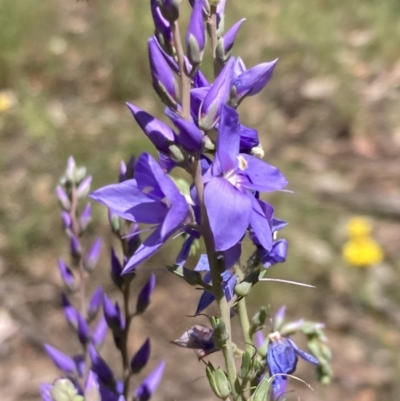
top-left (192, 158), bottom-right (239, 400)
top-left (171, 20), bottom-right (191, 120)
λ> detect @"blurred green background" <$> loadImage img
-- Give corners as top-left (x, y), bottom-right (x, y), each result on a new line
top-left (0, 0), bottom-right (400, 400)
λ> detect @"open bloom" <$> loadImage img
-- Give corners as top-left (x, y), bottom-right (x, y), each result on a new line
top-left (267, 332), bottom-right (319, 400)
top-left (203, 105), bottom-right (287, 251)
top-left (90, 153), bottom-right (190, 273)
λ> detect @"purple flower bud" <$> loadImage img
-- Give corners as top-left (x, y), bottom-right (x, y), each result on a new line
top-left (148, 37), bottom-right (180, 109)
top-left (172, 325), bottom-right (219, 359)
top-left (156, 0), bottom-right (180, 22)
top-left (61, 293), bottom-right (79, 329)
top-left (61, 211), bottom-right (72, 230)
top-left (136, 274), bottom-right (156, 314)
top-left (130, 338), bottom-right (151, 374)
top-left (134, 361), bottom-right (165, 401)
top-left (56, 185), bottom-right (71, 211)
top-left (150, 0), bottom-right (173, 53)
top-left (85, 371), bottom-right (101, 401)
top-left (127, 224), bottom-right (141, 257)
top-left (126, 103), bottom-right (183, 161)
top-left (186, 0), bottom-right (206, 67)
top-left (103, 294), bottom-right (125, 334)
top-left (58, 258), bottom-right (76, 291)
top-left (119, 161), bottom-right (127, 182)
top-left (44, 344), bottom-right (77, 375)
top-left (193, 70), bottom-right (209, 88)
top-left (91, 315), bottom-right (108, 349)
top-left (76, 176), bottom-right (92, 199)
top-left (88, 287), bottom-right (103, 321)
top-left (230, 59), bottom-right (278, 107)
top-left (239, 124), bottom-right (260, 154)
top-left (254, 330), bottom-right (265, 348)
top-left (223, 18), bottom-right (245, 55)
top-left (165, 108), bottom-right (204, 152)
top-left (70, 235), bottom-right (82, 259)
top-left (110, 248), bottom-right (124, 289)
top-left (216, 0), bottom-right (227, 35)
top-left (66, 156), bottom-right (76, 181)
top-left (84, 238), bottom-right (102, 272)
top-left (76, 311), bottom-right (91, 345)
top-left (260, 239), bottom-right (288, 268)
top-left (39, 383), bottom-right (53, 401)
top-left (199, 56), bottom-right (234, 130)
top-left (88, 344), bottom-right (115, 386)
top-left (80, 202), bottom-right (92, 231)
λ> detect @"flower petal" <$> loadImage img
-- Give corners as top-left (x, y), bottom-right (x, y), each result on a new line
top-left (204, 177), bottom-right (251, 251)
top-left (250, 198), bottom-right (273, 252)
top-left (288, 339), bottom-right (319, 365)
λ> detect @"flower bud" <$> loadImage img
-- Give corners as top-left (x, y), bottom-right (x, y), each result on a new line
top-left (91, 315), bottom-right (108, 350)
top-left (151, 0), bottom-right (174, 55)
top-left (76, 311), bottom-right (91, 345)
top-left (156, 0), bottom-right (180, 22)
top-left (76, 176), bottom-right (92, 199)
top-left (108, 209), bottom-right (121, 235)
top-left (134, 361), bottom-right (165, 401)
top-left (84, 371), bottom-right (101, 401)
top-left (110, 248), bottom-right (124, 289)
top-left (273, 306), bottom-right (286, 331)
top-left (251, 306), bottom-right (268, 328)
top-left (51, 379), bottom-right (81, 401)
top-left (103, 295), bottom-right (125, 334)
top-left (88, 287), bottom-right (103, 321)
top-left (206, 363), bottom-right (231, 399)
top-left (56, 185), bottom-right (71, 211)
top-left (251, 376), bottom-right (271, 401)
top-left (84, 238), bottom-right (102, 272)
top-left (70, 235), bottom-right (82, 260)
top-left (79, 202), bottom-right (92, 232)
top-left (58, 258), bottom-right (77, 292)
top-left (44, 344), bottom-right (78, 375)
top-left (130, 338), bottom-right (151, 374)
top-left (136, 274), bottom-right (156, 314)
top-left (223, 19), bottom-right (245, 56)
top-left (61, 211), bottom-right (72, 230)
top-left (186, 0), bottom-right (206, 68)
top-left (211, 317), bottom-right (228, 348)
top-left (89, 344), bottom-right (115, 387)
top-left (234, 280), bottom-right (252, 297)
top-left (65, 156), bottom-right (76, 182)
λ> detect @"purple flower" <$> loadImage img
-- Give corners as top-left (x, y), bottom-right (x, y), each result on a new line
top-left (134, 361), bottom-right (165, 401)
top-left (186, 0), bottom-right (206, 66)
top-left (90, 153), bottom-right (190, 273)
top-left (267, 332), bottom-right (319, 400)
top-left (203, 105), bottom-right (287, 251)
top-left (136, 274), bottom-right (156, 314)
top-left (199, 57), bottom-right (234, 130)
top-left (172, 324), bottom-right (219, 359)
top-left (130, 338), bottom-right (151, 373)
top-left (103, 294), bottom-right (125, 334)
top-left (147, 37), bottom-right (180, 109)
top-left (150, 0), bottom-right (173, 52)
top-left (230, 59), bottom-right (278, 107)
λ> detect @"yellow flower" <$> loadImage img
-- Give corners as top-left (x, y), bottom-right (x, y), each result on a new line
top-left (0, 91), bottom-right (13, 112)
top-left (342, 217), bottom-right (383, 267)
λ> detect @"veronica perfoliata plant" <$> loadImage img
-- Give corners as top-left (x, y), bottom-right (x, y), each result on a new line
top-left (41, 158), bottom-right (164, 401)
top-left (43, 0), bottom-right (332, 400)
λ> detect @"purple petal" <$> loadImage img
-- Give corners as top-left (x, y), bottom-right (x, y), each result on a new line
top-left (242, 154), bottom-right (288, 192)
top-left (58, 258), bottom-right (76, 291)
top-left (110, 248), bottom-right (124, 288)
top-left (39, 383), bottom-right (53, 401)
top-left (85, 238), bottom-right (102, 272)
top-left (223, 243), bottom-right (242, 269)
top-left (250, 198), bottom-right (273, 252)
top-left (91, 315), bottom-right (108, 349)
top-left (76, 312), bottom-right (90, 345)
top-left (194, 254), bottom-right (210, 272)
top-left (85, 371), bottom-right (101, 400)
top-left (186, 0), bottom-right (206, 65)
top-left (103, 295), bottom-right (124, 333)
top-left (134, 361), bottom-right (165, 401)
top-left (223, 272), bottom-right (237, 302)
top-left (288, 339), bottom-right (319, 365)
top-left (44, 344), bottom-right (77, 375)
top-left (254, 331), bottom-right (265, 348)
top-left (88, 287), bottom-right (103, 321)
top-left (160, 196), bottom-right (188, 240)
top-left (273, 306), bottom-right (286, 331)
top-left (89, 344), bottom-right (115, 386)
top-left (233, 57), bottom-right (246, 79)
top-left (56, 185), bottom-right (71, 210)
top-left (90, 179), bottom-right (166, 224)
top-left (193, 70), bottom-right (209, 88)
top-left (80, 202), bottom-right (92, 231)
top-left (261, 239), bottom-right (288, 268)
top-left (195, 290), bottom-right (215, 315)
top-left (215, 105), bottom-right (241, 173)
top-left (239, 124), bottom-right (259, 153)
top-left (204, 177), bottom-right (252, 251)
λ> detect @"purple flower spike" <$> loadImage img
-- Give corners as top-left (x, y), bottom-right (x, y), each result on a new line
top-left (76, 176), bottom-right (92, 199)
top-left (267, 332), bottom-right (319, 400)
top-left (85, 371), bottom-right (101, 400)
top-left (223, 19), bottom-right (245, 55)
top-left (88, 286), bottom-right (103, 321)
top-left (79, 202), bottom-right (92, 231)
top-left (148, 37), bottom-right (180, 109)
top-left (134, 361), bottom-right (165, 401)
top-left (91, 315), bottom-right (108, 349)
top-left (130, 338), bottom-right (151, 374)
top-left (90, 153), bottom-right (190, 273)
top-left (44, 344), bottom-right (77, 375)
top-left (136, 274), bottom-right (156, 314)
top-left (56, 185), bottom-right (71, 211)
top-left (186, 0), bottom-right (206, 66)
top-left (126, 102), bottom-right (182, 161)
top-left (85, 237), bottom-right (102, 272)
top-left (199, 56), bottom-right (234, 130)
top-left (89, 344), bottom-right (115, 386)
top-left (103, 294), bottom-right (125, 334)
top-left (58, 258), bottom-right (76, 291)
top-left (230, 59), bottom-right (278, 107)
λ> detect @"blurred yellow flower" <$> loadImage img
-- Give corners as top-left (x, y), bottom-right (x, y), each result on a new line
top-left (342, 217), bottom-right (383, 267)
top-left (0, 91), bottom-right (13, 112)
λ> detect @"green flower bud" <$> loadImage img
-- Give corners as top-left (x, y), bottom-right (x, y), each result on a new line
top-left (206, 363), bottom-right (231, 399)
top-left (250, 376), bottom-right (271, 401)
top-left (167, 264), bottom-right (203, 286)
